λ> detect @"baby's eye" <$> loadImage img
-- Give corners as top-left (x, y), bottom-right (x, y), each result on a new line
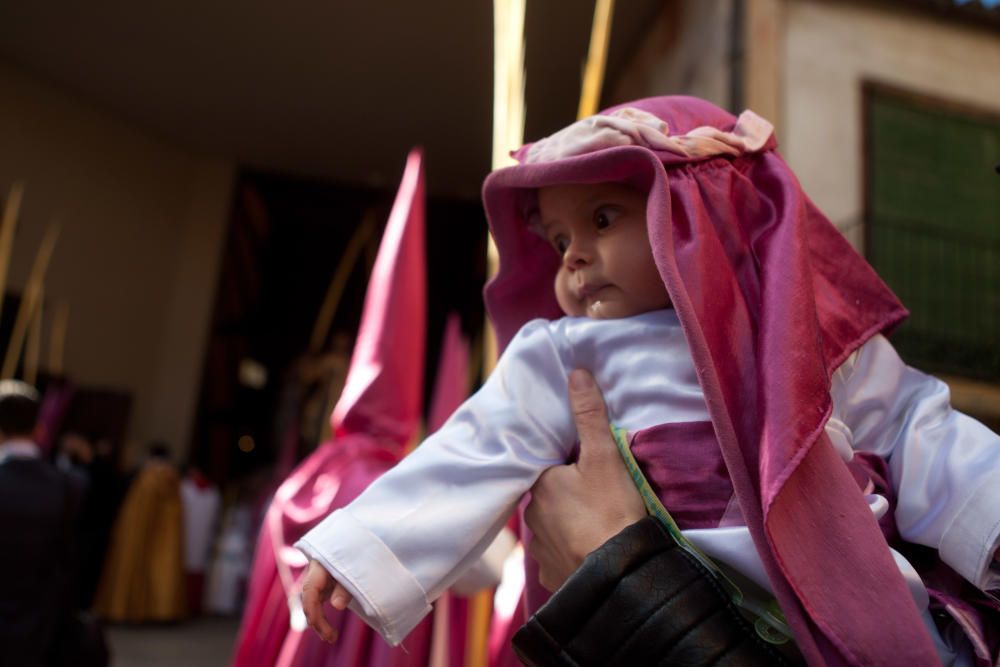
top-left (594, 206), bottom-right (621, 230)
top-left (552, 235), bottom-right (569, 254)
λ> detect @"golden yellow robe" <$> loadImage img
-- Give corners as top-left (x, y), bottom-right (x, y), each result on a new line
top-left (94, 461), bottom-right (186, 622)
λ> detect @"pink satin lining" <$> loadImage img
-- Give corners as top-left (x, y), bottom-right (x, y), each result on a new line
top-left (630, 421), bottom-right (737, 530)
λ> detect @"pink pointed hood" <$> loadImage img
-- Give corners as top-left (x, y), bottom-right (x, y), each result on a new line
top-left (481, 97), bottom-right (937, 666)
top-left (332, 149), bottom-right (427, 452)
top-left (427, 313), bottom-right (471, 432)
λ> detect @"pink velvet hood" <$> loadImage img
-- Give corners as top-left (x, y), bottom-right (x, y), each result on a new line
top-left (482, 96), bottom-right (938, 666)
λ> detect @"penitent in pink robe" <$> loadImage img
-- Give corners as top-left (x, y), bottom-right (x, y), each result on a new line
top-left (231, 149), bottom-right (435, 667)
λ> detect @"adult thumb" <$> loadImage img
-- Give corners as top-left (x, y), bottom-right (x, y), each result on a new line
top-left (568, 369), bottom-right (618, 472)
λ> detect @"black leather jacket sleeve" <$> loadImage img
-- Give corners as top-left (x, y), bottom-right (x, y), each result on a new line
top-left (512, 516), bottom-right (799, 667)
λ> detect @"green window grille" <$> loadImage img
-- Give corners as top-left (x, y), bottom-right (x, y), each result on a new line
top-left (866, 86), bottom-right (1000, 381)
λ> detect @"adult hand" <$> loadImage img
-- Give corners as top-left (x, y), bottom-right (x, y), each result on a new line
top-left (524, 369), bottom-right (647, 591)
top-left (300, 560), bottom-right (353, 643)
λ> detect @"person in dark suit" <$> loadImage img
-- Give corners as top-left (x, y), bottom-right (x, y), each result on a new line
top-left (0, 380), bottom-right (91, 667)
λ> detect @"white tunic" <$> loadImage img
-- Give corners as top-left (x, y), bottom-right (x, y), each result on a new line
top-left (180, 478), bottom-right (221, 572)
top-left (296, 309), bottom-right (1000, 651)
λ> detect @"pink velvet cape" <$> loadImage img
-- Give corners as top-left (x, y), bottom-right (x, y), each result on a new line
top-left (481, 96), bottom-right (940, 666)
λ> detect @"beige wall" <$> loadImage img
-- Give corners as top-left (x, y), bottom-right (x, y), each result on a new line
top-left (0, 60), bottom-right (232, 463)
top-left (611, 0), bottom-right (733, 110)
top-left (782, 1), bottom-right (1000, 247)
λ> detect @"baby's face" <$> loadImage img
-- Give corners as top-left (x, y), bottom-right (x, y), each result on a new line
top-left (537, 182), bottom-right (670, 319)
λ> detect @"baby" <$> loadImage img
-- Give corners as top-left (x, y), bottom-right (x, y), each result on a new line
top-left (298, 97), bottom-right (1000, 664)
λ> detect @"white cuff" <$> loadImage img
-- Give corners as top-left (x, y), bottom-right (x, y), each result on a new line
top-left (939, 470), bottom-right (1000, 591)
top-left (295, 509), bottom-right (432, 646)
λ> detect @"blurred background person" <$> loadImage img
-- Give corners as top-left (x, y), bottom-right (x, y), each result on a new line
top-left (0, 380), bottom-right (107, 666)
top-left (181, 462), bottom-right (221, 616)
top-left (94, 442), bottom-right (186, 623)
top-left (55, 431), bottom-right (127, 610)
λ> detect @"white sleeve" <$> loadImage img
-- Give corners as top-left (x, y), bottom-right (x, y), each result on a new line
top-left (830, 334), bottom-right (1000, 591)
top-left (295, 320), bottom-right (576, 645)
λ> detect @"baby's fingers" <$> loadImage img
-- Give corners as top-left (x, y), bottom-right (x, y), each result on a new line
top-left (301, 562), bottom-right (338, 643)
top-left (301, 588), bottom-right (336, 642)
top-left (330, 582), bottom-right (353, 611)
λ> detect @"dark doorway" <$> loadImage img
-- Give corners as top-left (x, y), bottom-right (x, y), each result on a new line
top-left (190, 168), bottom-right (488, 486)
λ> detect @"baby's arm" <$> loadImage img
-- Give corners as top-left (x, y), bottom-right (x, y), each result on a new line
top-left (295, 320), bottom-right (576, 644)
top-left (831, 335), bottom-right (1000, 589)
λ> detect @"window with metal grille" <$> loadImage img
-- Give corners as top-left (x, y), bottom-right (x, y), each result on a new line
top-left (865, 84), bottom-right (1000, 381)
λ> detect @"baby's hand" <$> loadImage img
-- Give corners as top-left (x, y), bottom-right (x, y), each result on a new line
top-left (300, 560), bottom-right (354, 643)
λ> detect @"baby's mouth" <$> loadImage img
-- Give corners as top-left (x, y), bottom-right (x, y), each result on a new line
top-left (576, 283), bottom-right (610, 301)
top-left (576, 284), bottom-right (612, 317)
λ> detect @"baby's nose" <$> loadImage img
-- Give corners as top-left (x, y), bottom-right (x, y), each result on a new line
top-left (563, 242), bottom-right (592, 268)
